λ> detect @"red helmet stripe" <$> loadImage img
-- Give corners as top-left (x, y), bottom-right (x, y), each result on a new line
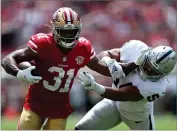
top-left (69, 9), bottom-right (73, 24)
top-left (64, 10), bottom-right (68, 24)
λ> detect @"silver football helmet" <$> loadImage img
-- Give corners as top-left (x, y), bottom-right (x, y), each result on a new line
top-left (138, 46), bottom-right (177, 81)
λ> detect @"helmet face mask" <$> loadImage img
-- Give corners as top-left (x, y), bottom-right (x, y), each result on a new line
top-left (51, 7), bottom-right (82, 48)
top-left (53, 27), bottom-right (81, 48)
top-left (138, 46), bottom-right (177, 82)
top-left (139, 55), bottom-right (164, 82)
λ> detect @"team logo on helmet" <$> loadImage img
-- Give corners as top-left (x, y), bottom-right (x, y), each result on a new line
top-left (75, 56), bottom-right (85, 65)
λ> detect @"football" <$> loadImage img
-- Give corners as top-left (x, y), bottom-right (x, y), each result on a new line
top-left (18, 62), bottom-right (40, 76)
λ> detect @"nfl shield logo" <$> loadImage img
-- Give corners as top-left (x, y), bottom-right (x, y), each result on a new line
top-left (75, 56), bottom-right (85, 65)
top-left (62, 57), bottom-right (67, 62)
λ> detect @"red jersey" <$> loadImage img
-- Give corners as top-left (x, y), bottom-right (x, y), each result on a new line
top-left (24, 33), bottom-right (95, 118)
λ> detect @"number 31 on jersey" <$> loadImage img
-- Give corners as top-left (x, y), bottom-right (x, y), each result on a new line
top-left (43, 66), bottom-right (75, 92)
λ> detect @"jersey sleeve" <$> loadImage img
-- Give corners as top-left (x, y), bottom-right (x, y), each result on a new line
top-left (85, 39), bottom-right (96, 61)
top-left (27, 33), bottom-right (47, 54)
top-left (120, 40), bottom-right (149, 62)
top-left (79, 37), bottom-right (96, 67)
top-left (27, 34), bottom-right (40, 53)
top-left (135, 77), bottom-right (168, 102)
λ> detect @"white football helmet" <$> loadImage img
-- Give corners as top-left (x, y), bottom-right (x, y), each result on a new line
top-left (138, 46), bottom-right (177, 81)
top-left (50, 7), bottom-right (82, 48)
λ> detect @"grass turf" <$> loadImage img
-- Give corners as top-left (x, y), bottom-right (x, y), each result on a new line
top-left (1, 113), bottom-right (176, 130)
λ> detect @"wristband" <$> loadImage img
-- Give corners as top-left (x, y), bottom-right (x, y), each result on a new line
top-left (93, 83), bottom-right (106, 95)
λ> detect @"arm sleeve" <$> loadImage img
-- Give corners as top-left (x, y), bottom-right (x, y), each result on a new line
top-left (27, 35), bottom-right (40, 54)
top-left (87, 42), bottom-right (96, 61)
top-left (27, 33), bottom-right (48, 54)
top-left (82, 38), bottom-right (96, 66)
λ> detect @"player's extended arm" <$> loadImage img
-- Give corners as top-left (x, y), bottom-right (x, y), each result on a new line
top-left (1, 47), bottom-right (38, 76)
top-left (87, 49), bottom-right (138, 77)
top-left (96, 48), bottom-right (121, 61)
top-left (79, 72), bottom-right (143, 101)
top-left (98, 85), bottom-right (143, 101)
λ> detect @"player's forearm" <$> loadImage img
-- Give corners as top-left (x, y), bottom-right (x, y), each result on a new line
top-left (119, 62), bottom-right (138, 76)
top-left (101, 87), bottom-right (134, 101)
top-left (94, 84), bottom-right (130, 101)
top-left (93, 61), bottom-right (111, 76)
top-left (88, 60), bottom-right (137, 77)
top-left (93, 83), bottom-right (143, 101)
top-left (1, 56), bottom-right (20, 76)
top-left (97, 51), bottom-right (110, 60)
top-left (2, 48), bottom-right (38, 76)
top-left (95, 61), bottom-right (137, 77)
top-left (97, 49), bottom-right (120, 61)
top-left (88, 55), bottom-right (137, 77)
top-left (87, 56), bottom-right (111, 77)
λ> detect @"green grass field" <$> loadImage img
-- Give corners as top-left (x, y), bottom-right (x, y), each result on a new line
top-left (1, 113), bottom-right (176, 130)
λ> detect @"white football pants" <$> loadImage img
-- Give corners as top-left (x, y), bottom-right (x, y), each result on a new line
top-left (75, 99), bottom-right (155, 130)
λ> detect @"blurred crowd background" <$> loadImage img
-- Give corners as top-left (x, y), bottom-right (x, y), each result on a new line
top-left (1, 0), bottom-right (177, 121)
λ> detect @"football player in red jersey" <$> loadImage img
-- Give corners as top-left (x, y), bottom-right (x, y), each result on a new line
top-left (1, 7), bottom-right (138, 130)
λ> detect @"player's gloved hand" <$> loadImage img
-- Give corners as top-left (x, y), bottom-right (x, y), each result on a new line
top-left (16, 66), bottom-right (42, 84)
top-left (134, 49), bottom-right (149, 66)
top-left (101, 56), bottom-right (112, 65)
top-left (101, 56), bottom-right (125, 80)
top-left (78, 71), bottom-right (105, 95)
top-left (78, 71), bottom-right (95, 90)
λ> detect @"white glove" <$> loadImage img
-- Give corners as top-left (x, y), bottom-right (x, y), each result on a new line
top-left (101, 56), bottom-right (112, 65)
top-left (101, 56), bottom-right (125, 80)
top-left (78, 71), bottom-right (105, 95)
top-left (78, 71), bottom-right (95, 90)
top-left (17, 66), bottom-right (42, 84)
